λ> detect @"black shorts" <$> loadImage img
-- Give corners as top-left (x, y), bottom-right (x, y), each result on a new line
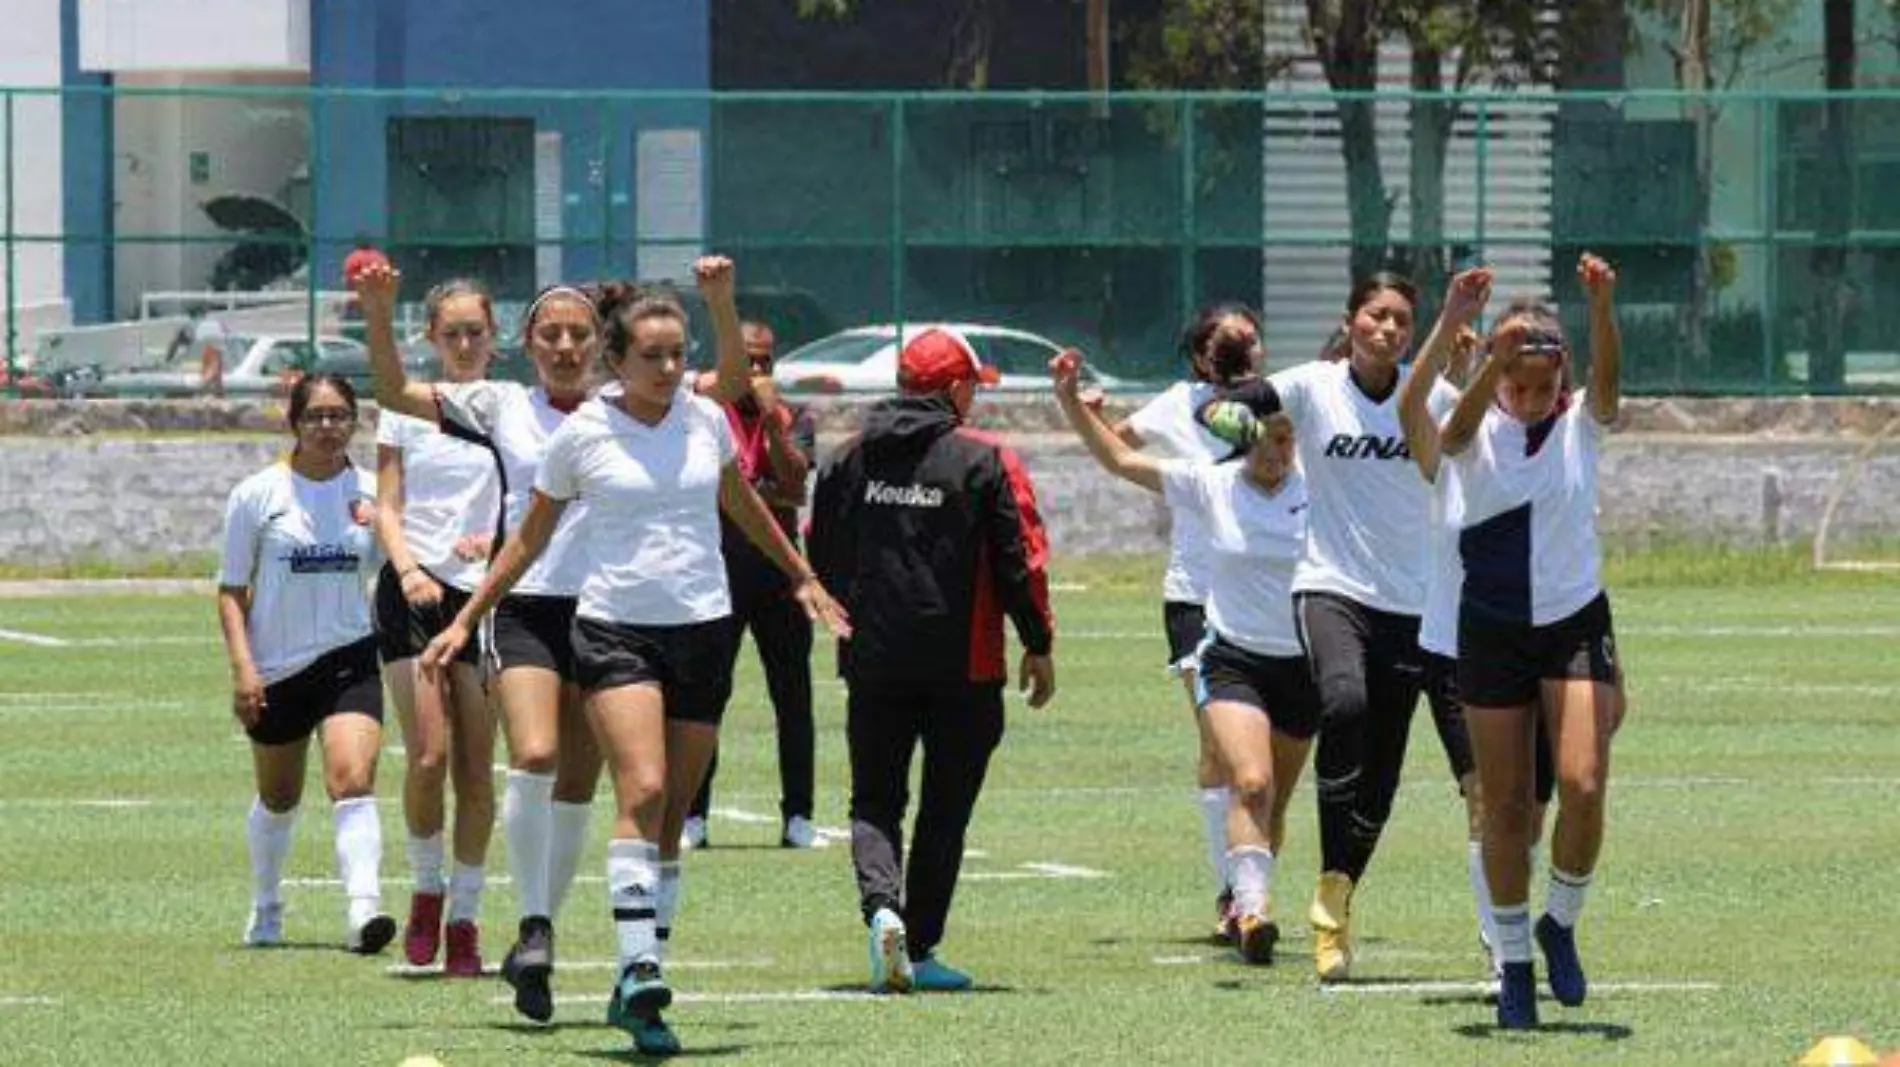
top-left (570, 615), bottom-right (738, 725)
top-left (1193, 634), bottom-right (1322, 740)
top-left (251, 637), bottom-right (385, 746)
top-left (1163, 601), bottom-right (1207, 672)
top-left (1424, 652), bottom-right (1555, 804)
top-left (374, 562), bottom-right (479, 666)
top-left (1458, 593), bottom-right (1618, 710)
top-left (489, 594), bottom-right (579, 680)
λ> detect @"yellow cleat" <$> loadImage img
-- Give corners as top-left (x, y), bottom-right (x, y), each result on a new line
top-left (1308, 872), bottom-right (1355, 982)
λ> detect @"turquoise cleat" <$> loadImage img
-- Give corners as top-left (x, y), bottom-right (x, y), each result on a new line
top-left (910, 954), bottom-right (973, 992)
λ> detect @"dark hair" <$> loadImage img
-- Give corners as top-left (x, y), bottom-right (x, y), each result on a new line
top-left (1182, 302), bottom-right (1262, 384)
top-left (287, 373), bottom-right (358, 430)
top-left (594, 280), bottom-right (690, 364)
top-left (424, 278), bottom-right (496, 331)
top-left (520, 284), bottom-right (600, 340)
top-left (1494, 296), bottom-right (1563, 338)
top-left (1318, 325), bottom-right (1351, 362)
top-left (1346, 271), bottom-right (1420, 316)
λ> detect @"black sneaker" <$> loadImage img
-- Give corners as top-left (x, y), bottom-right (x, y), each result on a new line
top-left (501, 916), bottom-right (555, 1023)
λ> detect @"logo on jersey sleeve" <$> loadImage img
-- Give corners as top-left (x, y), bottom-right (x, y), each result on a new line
top-left (1322, 434), bottom-right (1412, 461)
top-left (865, 480), bottom-right (946, 508)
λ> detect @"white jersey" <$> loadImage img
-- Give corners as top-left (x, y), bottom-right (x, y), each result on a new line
top-left (1160, 460), bottom-right (1307, 658)
top-left (1128, 381), bottom-right (1229, 604)
top-left (433, 381), bottom-right (590, 597)
top-left (377, 410), bottom-right (500, 593)
top-left (218, 463), bottom-right (380, 684)
top-left (1447, 396), bottom-right (1604, 627)
top-left (1264, 360), bottom-right (1458, 616)
top-left (535, 383), bottom-right (739, 627)
top-left (1418, 460), bottom-right (1464, 658)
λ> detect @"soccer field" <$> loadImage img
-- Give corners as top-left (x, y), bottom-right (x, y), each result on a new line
top-left (3, 559), bottom-right (1898, 1066)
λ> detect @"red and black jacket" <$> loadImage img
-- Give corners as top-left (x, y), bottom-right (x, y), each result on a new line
top-left (809, 395), bottom-right (1053, 686)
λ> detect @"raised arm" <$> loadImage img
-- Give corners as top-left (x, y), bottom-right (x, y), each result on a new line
top-left (352, 261), bottom-right (439, 421)
top-left (1441, 341), bottom-right (1510, 458)
top-left (1051, 351), bottom-right (1164, 494)
top-left (1580, 252), bottom-right (1622, 425)
top-left (694, 256), bottom-right (752, 405)
top-left (1403, 267), bottom-right (1492, 482)
top-left (419, 490), bottom-right (567, 675)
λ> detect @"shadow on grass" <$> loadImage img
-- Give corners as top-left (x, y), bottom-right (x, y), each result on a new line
top-left (814, 981), bottom-right (1036, 997)
top-left (1453, 1020), bottom-right (1634, 1041)
top-left (574, 1044), bottom-right (749, 1062)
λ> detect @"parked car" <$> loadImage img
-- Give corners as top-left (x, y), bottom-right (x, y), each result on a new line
top-left (75, 335), bottom-right (427, 398)
top-left (772, 323), bottom-right (1119, 395)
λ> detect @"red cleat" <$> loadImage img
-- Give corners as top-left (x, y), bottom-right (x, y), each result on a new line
top-left (443, 920), bottom-right (483, 977)
top-left (404, 891), bottom-right (444, 966)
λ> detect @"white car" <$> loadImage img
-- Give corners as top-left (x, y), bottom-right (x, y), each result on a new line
top-left (80, 335), bottom-right (400, 398)
top-left (772, 323), bottom-right (1121, 395)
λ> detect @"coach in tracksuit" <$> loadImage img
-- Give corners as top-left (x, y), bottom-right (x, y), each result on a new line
top-left (809, 326), bottom-right (1056, 995)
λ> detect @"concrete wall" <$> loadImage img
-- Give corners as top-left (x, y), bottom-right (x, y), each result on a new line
top-left (5, 407), bottom-right (1897, 568)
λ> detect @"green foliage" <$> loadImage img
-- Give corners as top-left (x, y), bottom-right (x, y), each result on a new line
top-left (1628, 0), bottom-right (1801, 87)
top-left (1122, 0), bottom-right (1284, 91)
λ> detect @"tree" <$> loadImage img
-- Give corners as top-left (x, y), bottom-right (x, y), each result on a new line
top-left (1306, 0), bottom-right (1396, 282)
top-left (1810, 0), bottom-right (1856, 390)
top-left (795, 0), bottom-right (1000, 88)
top-left (1631, 0), bottom-right (1797, 375)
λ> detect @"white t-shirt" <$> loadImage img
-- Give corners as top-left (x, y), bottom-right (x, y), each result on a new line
top-left (433, 381), bottom-right (590, 597)
top-left (1128, 381), bottom-right (1230, 604)
top-left (377, 410), bottom-right (500, 592)
top-left (218, 463), bottom-right (380, 684)
top-left (1264, 361), bottom-right (1459, 616)
top-left (1160, 460), bottom-right (1307, 658)
top-left (1447, 396), bottom-right (1604, 627)
top-left (535, 384), bottom-right (739, 627)
top-left (1418, 460), bottom-right (1464, 658)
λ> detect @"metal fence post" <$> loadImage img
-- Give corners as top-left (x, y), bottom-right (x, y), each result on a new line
top-left (889, 96), bottom-right (905, 337)
top-left (1758, 91), bottom-right (1778, 391)
top-left (306, 88), bottom-right (323, 346)
top-left (1474, 95), bottom-right (1488, 261)
top-left (4, 89), bottom-right (17, 397)
top-left (1179, 96), bottom-right (1197, 337)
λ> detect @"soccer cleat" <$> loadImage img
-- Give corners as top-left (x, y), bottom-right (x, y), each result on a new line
top-left (243, 903), bottom-right (284, 947)
top-left (781, 815), bottom-right (821, 849)
top-left (867, 908), bottom-right (913, 994)
top-left (501, 916), bottom-right (555, 1023)
top-left (606, 959), bottom-right (674, 1032)
top-left (404, 891), bottom-right (445, 966)
top-left (347, 912), bottom-right (397, 955)
top-left (1236, 913), bottom-right (1279, 966)
top-left (443, 919), bottom-right (482, 978)
top-left (1308, 872), bottom-right (1355, 983)
top-left (1535, 914), bottom-right (1587, 1007)
top-left (680, 816), bottom-right (708, 851)
top-left (629, 1015), bottom-right (681, 1057)
top-left (1496, 960), bottom-right (1540, 1029)
top-left (910, 954), bottom-right (974, 992)
top-left (1213, 889), bottom-right (1239, 944)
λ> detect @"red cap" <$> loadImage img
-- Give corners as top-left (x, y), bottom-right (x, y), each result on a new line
top-left (343, 247), bottom-right (390, 284)
top-left (896, 327), bottom-right (1001, 393)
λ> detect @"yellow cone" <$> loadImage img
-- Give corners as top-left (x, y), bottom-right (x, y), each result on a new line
top-left (1799, 1037), bottom-right (1878, 1066)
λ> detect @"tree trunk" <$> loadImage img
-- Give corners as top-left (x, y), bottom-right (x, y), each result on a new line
top-left (1309, 0), bottom-right (1392, 283)
top-left (947, 0), bottom-right (996, 90)
top-left (1809, 0), bottom-right (1856, 391)
top-left (1409, 42), bottom-right (1454, 325)
top-left (1676, 0), bottom-right (1714, 384)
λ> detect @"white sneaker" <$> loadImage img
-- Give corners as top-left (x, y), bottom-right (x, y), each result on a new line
top-left (781, 816), bottom-right (824, 849)
top-left (867, 908), bottom-right (913, 994)
top-left (346, 910), bottom-right (397, 955)
top-left (680, 816), bottom-right (708, 852)
top-left (243, 903), bottom-right (284, 947)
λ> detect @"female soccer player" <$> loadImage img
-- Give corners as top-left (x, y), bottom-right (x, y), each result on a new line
top-left (420, 272), bottom-right (848, 1056)
top-left (1112, 303), bottom-right (1264, 938)
top-left (1057, 350), bottom-right (1317, 966)
top-left (1197, 272), bottom-right (1459, 982)
top-left (1409, 255), bottom-right (1624, 1028)
top-left (218, 374), bottom-right (393, 954)
top-left (372, 280), bottom-right (502, 975)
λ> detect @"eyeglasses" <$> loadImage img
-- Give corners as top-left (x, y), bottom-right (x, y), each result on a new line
top-left (299, 409), bottom-right (356, 427)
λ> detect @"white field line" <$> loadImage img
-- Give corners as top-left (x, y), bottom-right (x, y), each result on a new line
top-left (282, 874), bottom-right (607, 889)
top-left (0, 798), bottom-right (155, 809)
top-left (1646, 677), bottom-right (1900, 697)
top-left (0, 578), bottom-right (213, 599)
top-left (1062, 624), bottom-right (1900, 641)
top-left (0, 996), bottom-right (59, 1008)
top-left (0, 699), bottom-right (188, 714)
top-left (0, 627), bottom-right (70, 648)
top-left (710, 806), bottom-right (850, 844)
top-left (494, 990), bottom-right (894, 1007)
top-left (1005, 774), bottom-right (1900, 800)
top-left (390, 958), bottom-right (771, 977)
top-left (1321, 979), bottom-right (1720, 997)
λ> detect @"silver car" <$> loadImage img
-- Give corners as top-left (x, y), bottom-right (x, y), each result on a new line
top-left (772, 323), bottom-right (1120, 395)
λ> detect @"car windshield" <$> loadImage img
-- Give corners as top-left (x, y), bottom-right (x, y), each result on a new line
top-left (779, 333), bottom-right (890, 366)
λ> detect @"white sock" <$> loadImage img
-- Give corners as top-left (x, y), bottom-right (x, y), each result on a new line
top-left (502, 771), bottom-right (554, 919)
top-left (1468, 840), bottom-right (1499, 952)
top-left (448, 862), bottom-right (485, 923)
top-left (656, 861), bottom-right (683, 960)
top-left (247, 798), bottom-right (299, 909)
top-left (1198, 787), bottom-right (1230, 894)
top-left (607, 838), bottom-right (662, 970)
top-left (333, 796), bottom-right (384, 927)
top-left (1494, 904), bottom-right (1532, 964)
top-left (407, 832), bottom-right (447, 894)
top-left (548, 800), bottom-right (593, 919)
top-left (1225, 845), bottom-right (1274, 918)
top-left (1546, 867), bottom-right (1592, 929)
